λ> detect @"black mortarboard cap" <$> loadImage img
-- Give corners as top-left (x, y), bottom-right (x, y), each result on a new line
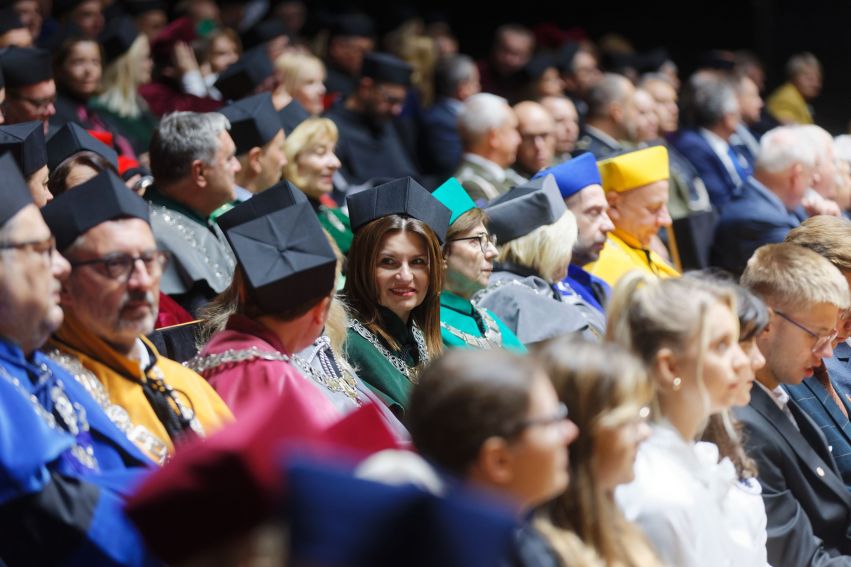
top-left (223, 202), bottom-right (337, 313)
top-left (47, 122), bottom-right (119, 171)
top-left (42, 170), bottom-right (150, 251)
top-left (277, 99), bottom-right (309, 135)
top-left (0, 121), bottom-right (46, 177)
top-left (346, 177), bottom-right (451, 243)
top-left (328, 13), bottom-right (375, 38)
top-left (218, 92), bottom-right (282, 156)
top-left (0, 152), bottom-right (32, 226)
top-left (99, 16), bottom-right (139, 65)
top-left (484, 174), bottom-right (567, 243)
top-left (241, 18), bottom-right (290, 51)
top-left (0, 8), bottom-right (25, 36)
top-left (122, 0), bottom-right (167, 16)
top-left (361, 52), bottom-right (412, 86)
top-left (0, 46), bottom-right (52, 87)
top-left (216, 179), bottom-right (307, 233)
top-left (214, 48), bottom-right (274, 102)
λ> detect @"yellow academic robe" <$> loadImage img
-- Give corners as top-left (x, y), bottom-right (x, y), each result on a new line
top-left (766, 82), bottom-right (814, 125)
top-left (47, 313), bottom-right (233, 464)
top-left (585, 231), bottom-right (680, 287)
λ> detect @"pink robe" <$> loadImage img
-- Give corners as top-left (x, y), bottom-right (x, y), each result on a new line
top-left (197, 315), bottom-right (340, 425)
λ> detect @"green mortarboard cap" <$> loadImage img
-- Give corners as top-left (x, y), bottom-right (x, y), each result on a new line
top-left (431, 177), bottom-right (475, 225)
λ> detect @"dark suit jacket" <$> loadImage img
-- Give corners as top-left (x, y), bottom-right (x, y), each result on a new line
top-left (829, 342), bottom-right (851, 403)
top-left (671, 129), bottom-right (748, 213)
top-left (420, 97), bottom-right (463, 178)
top-left (734, 385), bottom-right (851, 566)
top-left (787, 376), bottom-right (851, 492)
top-left (710, 177), bottom-right (800, 276)
top-left (573, 126), bottom-right (622, 160)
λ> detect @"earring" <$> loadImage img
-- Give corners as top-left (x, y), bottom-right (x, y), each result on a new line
top-left (672, 377), bottom-right (682, 391)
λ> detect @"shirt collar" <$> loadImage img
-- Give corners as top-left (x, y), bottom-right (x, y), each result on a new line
top-left (756, 380), bottom-right (790, 412)
top-left (584, 124), bottom-right (622, 149)
top-left (463, 153), bottom-right (506, 183)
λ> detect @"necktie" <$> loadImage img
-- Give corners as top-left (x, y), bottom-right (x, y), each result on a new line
top-left (726, 144), bottom-right (752, 184)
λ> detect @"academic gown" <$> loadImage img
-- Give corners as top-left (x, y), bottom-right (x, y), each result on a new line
top-left (585, 230), bottom-right (680, 288)
top-left (474, 263), bottom-right (602, 346)
top-left (189, 314), bottom-right (340, 425)
top-left (439, 290), bottom-right (526, 352)
top-left (309, 197), bottom-right (353, 254)
top-left (0, 338), bottom-right (157, 566)
top-left (324, 105), bottom-right (419, 186)
top-left (343, 307), bottom-right (426, 416)
top-left (46, 313), bottom-right (233, 465)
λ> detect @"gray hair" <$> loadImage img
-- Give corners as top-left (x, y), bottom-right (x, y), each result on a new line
top-left (457, 93), bottom-right (512, 147)
top-left (586, 73), bottom-right (632, 119)
top-left (756, 125), bottom-right (817, 173)
top-left (786, 52), bottom-right (821, 80)
top-left (689, 74), bottom-right (739, 128)
top-left (149, 111), bottom-right (231, 187)
top-left (834, 135), bottom-right (851, 163)
top-left (434, 54), bottom-right (477, 99)
top-left (798, 124), bottom-right (833, 160)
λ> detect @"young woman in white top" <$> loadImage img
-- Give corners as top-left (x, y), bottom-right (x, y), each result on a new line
top-left (609, 272), bottom-right (751, 567)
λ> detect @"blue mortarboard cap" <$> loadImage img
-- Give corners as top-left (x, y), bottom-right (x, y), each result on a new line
top-left (42, 170), bottom-right (150, 251)
top-left (533, 152), bottom-right (602, 199)
top-left (347, 177), bottom-right (451, 243)
top-left (286, 461), bottom-right (518, 567)
top-left (484, 174), bottom-right (567, 243)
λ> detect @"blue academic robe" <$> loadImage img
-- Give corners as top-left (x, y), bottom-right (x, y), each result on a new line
top-left (560, 263), bottom-right (610, 314)
top-left (0, 338), bottom-right (158, 566)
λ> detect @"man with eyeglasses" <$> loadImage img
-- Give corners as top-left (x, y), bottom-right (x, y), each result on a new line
top-left (784, 216), bottom-right (851, 493)
top-left (41, 170), bottom-right (232, 466)
top-left (509, 101), bottom-right (556, 181)
top-left (324, 51), bottom-right (419, 192)
top-left (0, 45), bottom-right (55, 134)
top-left (739, 242), bottom-right (851, 565)
top-left (0, 154), bottom-right (158, 563)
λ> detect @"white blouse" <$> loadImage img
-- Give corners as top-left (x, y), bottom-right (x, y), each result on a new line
top-left (616, 422), bottom-right (742, 567)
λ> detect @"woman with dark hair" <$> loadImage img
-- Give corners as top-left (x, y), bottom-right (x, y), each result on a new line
top-left (343, 177), bottom-right (449, 415)
top-left (536, 337), bottom-right (663, 567)
top-left (432, 177), bottom-right (524, 352)
top-left (407, 348), bottom-right (577, 566)
top-left (47, 150), bottom-right (117, 197)
top-left (50, 31), bottom-right (135, 158)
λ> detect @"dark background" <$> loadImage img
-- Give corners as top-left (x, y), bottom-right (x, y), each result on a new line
top-left (310, 0), bottom-right (851, 133)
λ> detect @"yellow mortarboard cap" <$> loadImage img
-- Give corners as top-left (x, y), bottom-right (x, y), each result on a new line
top-left (598, 146), bottom-right (669, 193)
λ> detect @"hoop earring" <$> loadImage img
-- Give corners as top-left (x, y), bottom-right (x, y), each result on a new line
top-left (672, 377), bottom-right (682, 391)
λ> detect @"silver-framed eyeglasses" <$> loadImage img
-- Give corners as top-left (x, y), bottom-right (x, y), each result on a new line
top-left (448, 232), bottom-right (498, 254)
top-left (774, 310), bottom-right (837, 353)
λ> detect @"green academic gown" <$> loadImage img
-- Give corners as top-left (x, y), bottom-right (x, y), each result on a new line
top-left (439, 291), bottom-right (526, 353)
top-left (343, 308), bottom-right (427, 416)
top-left (311, 199), bottom-right (353, 255)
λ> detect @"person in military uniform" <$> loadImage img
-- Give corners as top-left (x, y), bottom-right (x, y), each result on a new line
top-left (453, 92), bottom-right (524, 202)
top-left (284, 116), bottom-right (354, 254)
top-left (585, 146), bottom-right (679, 286)
top-left (41, 171), bottom-right (233, 465)
top-left (431, 177), bottom-right (525, 352)
top-left (342, 177), bottom-right (450, 415)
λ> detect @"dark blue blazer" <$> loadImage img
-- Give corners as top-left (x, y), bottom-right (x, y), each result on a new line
top-left (829, 342), bottom-right (851, 403)
top-left (671, 129), bottom-right (750, 213)
top-left (734, 385), bottom-right (851, 565)
top-left (787, 375), bottom-right (851, 492)
top-left (710, 177), bottom-right (801, 276)
top-left (420, 98), bottom-right (463, 178)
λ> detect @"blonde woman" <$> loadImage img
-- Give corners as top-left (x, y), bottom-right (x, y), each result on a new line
top-left (273, 51), bottom-right (327, 115)
top-left (283, 117), bottom-right (352, 253)
top-left (90, 25), bottom-right (157, 156)
top-left (473, 176), bottom-right (606, 345)
top-left (609, 273), bottom-right (752, 567)
top-left (536, 337), bottom-right (663, 567)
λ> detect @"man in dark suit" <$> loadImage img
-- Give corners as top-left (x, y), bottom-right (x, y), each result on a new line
top-left (785, 216), bottom-right (851, 491)
top-left (739, 243), bottom-right (851, 566)
top-left (573, 73), bottom-right (634, 160)
top-left (711, 125), bottom-right (815, 277)
top-left (420, 54), bottom-right (480, 179)
top-left (671, 73), bottom-right (753, 212)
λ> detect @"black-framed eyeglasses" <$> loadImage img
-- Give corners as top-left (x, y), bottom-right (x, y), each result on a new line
top-left (0, 235), bottom-right (56, 259)
top-left (8, 92), bottom-right (56, 110)
top-left (71, 250), bottom-right (170, 281)
top-left (512, 402), bottom-right (569, 434)
top-left (448, 232), bottom-right (498, 254)
top-left (774, 310), bottom-right (837, 354)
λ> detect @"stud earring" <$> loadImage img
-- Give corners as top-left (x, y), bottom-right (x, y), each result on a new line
top-left (672, 377), bottom-right (682, 391)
